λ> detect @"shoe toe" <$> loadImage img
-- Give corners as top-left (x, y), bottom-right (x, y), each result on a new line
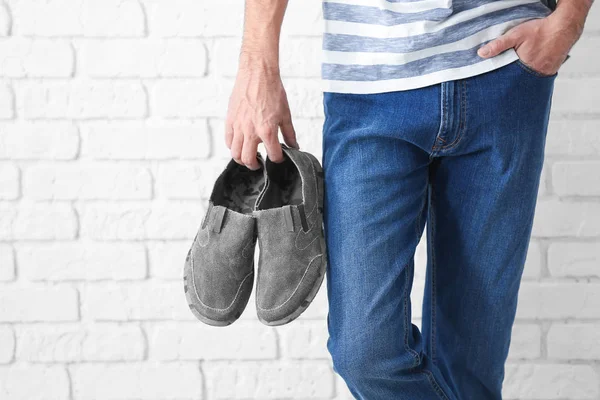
top-left (256, 253), bottom-right (326, 326)
top-left (184, 251), bottom-right (254, 326)
top-left (184, 205), bottom-right (256, 326)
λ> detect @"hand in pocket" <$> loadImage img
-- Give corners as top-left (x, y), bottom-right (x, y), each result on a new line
top-left (477, 14), bottom-right (581, 77)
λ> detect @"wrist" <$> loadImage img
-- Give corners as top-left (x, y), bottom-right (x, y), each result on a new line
top-left (238, 50), bottom-right (281, 76)
top-left (549, 0), bottom-right (591, 36)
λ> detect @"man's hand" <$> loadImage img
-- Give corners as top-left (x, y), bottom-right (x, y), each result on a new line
top-left (225, 0), bottom-right (297, 170)
top-left (477, 0), bottom-right (592, 76)
top-left (225, 57), bottom-right (298, 170)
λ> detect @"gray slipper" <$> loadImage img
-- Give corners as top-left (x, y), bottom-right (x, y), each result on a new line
top-left (184, 155), bottom-right (266, 326)
top-left (253, 144), bottom-right (327, 326)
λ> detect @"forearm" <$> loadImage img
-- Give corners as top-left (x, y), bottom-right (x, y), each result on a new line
top-left (240, 0), bottom-right (289, 74)
top-left (550, 0), bottom-right (594, 35)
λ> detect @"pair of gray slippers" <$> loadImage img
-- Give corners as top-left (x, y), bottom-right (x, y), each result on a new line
top-left (184, 143), bottom-right (327, 326)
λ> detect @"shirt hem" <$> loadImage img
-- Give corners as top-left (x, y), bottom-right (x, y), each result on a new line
top-left (321, 49), bottom-right (520, 94)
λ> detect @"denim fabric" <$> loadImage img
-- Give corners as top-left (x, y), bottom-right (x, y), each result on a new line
top-left (322, 59), bottom-right (556, 400)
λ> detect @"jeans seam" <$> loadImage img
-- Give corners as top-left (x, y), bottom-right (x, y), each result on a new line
top-left (431, 82), bottom-right (447, 155)
top-left (428, 181), bottom-right (438, 364)
top-left (423, 370), bottom-right (450, 400)
top-left (440, 79), bottom-right (467, 151)
top-left (403, 265), bottom-right (421, 368)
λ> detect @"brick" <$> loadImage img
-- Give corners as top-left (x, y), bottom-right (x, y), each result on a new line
top-left (0, 39), bottom-right (73, 77)
top-left (0, 203), bottom-right (77, 240)
top-left (0, 122), bottom-right (79, 160)
top-left (13, 0), bottom-right (82, 36)
top-left (334, 374), bottom-right (354, 400)
top-left (548, 323), bottom-right (600, 361)
top-left (0, 83), bottom-right (14, 119)
top-left (203, 361), bottom-right (335, 399)
top-left (148, 322), bottom-right (277, 360)
top-left (80, 202), bottom-right (202, 240)
top-left (209, 39), bottom-right (240, 77)
top-left (156, 162), bottom-right (225, 199)
top-left (285, 79), bottom-right (325, 118)
top-left (23, 164), bottom-right (152, 200)
top-left (80, 39), bottom-right (207, 78)
top-left (553, 161), bottom-right (600, 196)
top-left (532, 199), bottom-right (600, 237)
top-left (507, 324), bottom-right (541, 360)
top-left (208, 118), bottom-right (241, 161)
top-left (212, 37), bottom-right (321, 78)
top-left (503, 364), bottom-right (598, 399)
top-left (80, 120), bottom-right (210, 160)
top-left (0, 164), bottom-right (19, 199)
top-left (548, 242), bottom-right (600, 278)
top-left (150, 79), bottom-right (232, 118)
top-left (16, 324), bottom-right (145, 362)
top-left (0, 3), bottom-right (9, 36)
top-left (552, 79), bottom-right (600, 114)
top-left (0, 366), bottom-right (69, 400)
top-left (279, 321), bottom-right (329, 359)
top-left (522, 240), bottom-right (541, 279)
top-left (82, 0), bottom-right (146, 37)
top-left (0, 287), bottom-right (78, 322)
top-left (17, 243), bottom-right (147, 281)
top-left (13, 0), bottom-right (145, 37)
top-left (0, 244), bottom-right (15, 281)
top-left (546, 120), bottom-right (600, 156)
top-left (147, 241), bottom-right (189, 279)
top-left (516, 283), bottom-right (600, 319)
top-left (145, 0), bottom-right (243, 37)
top-left (292, 118), bottom-right (325, 156)
top-left (83, 283), bottom-right (193, 321)
top-left (0, 326), bottom-right (14, 363)
top-left (21, 81), bottom-right (147, 119)
top-left (70, 363), bottom-right (202, 400)
top-left (280, 38), bottom-right (322, 77)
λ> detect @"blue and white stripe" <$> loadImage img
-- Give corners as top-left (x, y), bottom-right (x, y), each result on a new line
top-left (321, 0), bottom-right (553, 93)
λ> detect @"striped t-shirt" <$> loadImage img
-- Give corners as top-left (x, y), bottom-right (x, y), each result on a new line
top-left (321, 0), bottom-right (554, 94)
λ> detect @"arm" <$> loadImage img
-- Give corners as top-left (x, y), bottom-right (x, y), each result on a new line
top-left (225, 0), bottom-right (299, 171)
top-left (477, 0), bottom-right (594, 75)
top-left (551, 0), bottom-right (594, 35)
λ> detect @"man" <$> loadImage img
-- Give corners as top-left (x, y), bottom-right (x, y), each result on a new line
top-left (224, 0), bottom-right (593, 398)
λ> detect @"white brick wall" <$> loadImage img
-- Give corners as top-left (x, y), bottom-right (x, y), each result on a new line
top-left (0, 1), bottom-right (598, 399)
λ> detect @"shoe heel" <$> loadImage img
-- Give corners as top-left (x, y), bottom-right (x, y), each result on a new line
top-left (304, 152), bottom-right (324, 211)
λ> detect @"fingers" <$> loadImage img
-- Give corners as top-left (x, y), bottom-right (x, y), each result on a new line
top-left (241, 134), bottom-right (261, 170)
top-left (231, 123), bottom-right (261, 170)
top-left (280, 118), bottom-right (299, 149)
top-left (225, 119), bottom-right (234, 149)
top-left (230, 130), bottom-right (243, 165)
top-left (261, 126), bottom-right (284, 163)
top-left (478, 31), bottom-right (519, 58)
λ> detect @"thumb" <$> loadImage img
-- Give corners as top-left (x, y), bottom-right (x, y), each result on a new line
top-left (478, 34), bottom-right (518, 58)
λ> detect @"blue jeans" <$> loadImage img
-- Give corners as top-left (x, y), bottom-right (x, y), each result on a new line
top-left (322, 59), bottom-right (556, 400)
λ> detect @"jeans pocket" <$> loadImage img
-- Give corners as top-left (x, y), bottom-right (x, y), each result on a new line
top-left (515, 58), bottom-right (558, 79)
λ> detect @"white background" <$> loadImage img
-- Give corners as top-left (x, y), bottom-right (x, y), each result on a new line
top-left (0, 0), bottom-right (599, 399)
